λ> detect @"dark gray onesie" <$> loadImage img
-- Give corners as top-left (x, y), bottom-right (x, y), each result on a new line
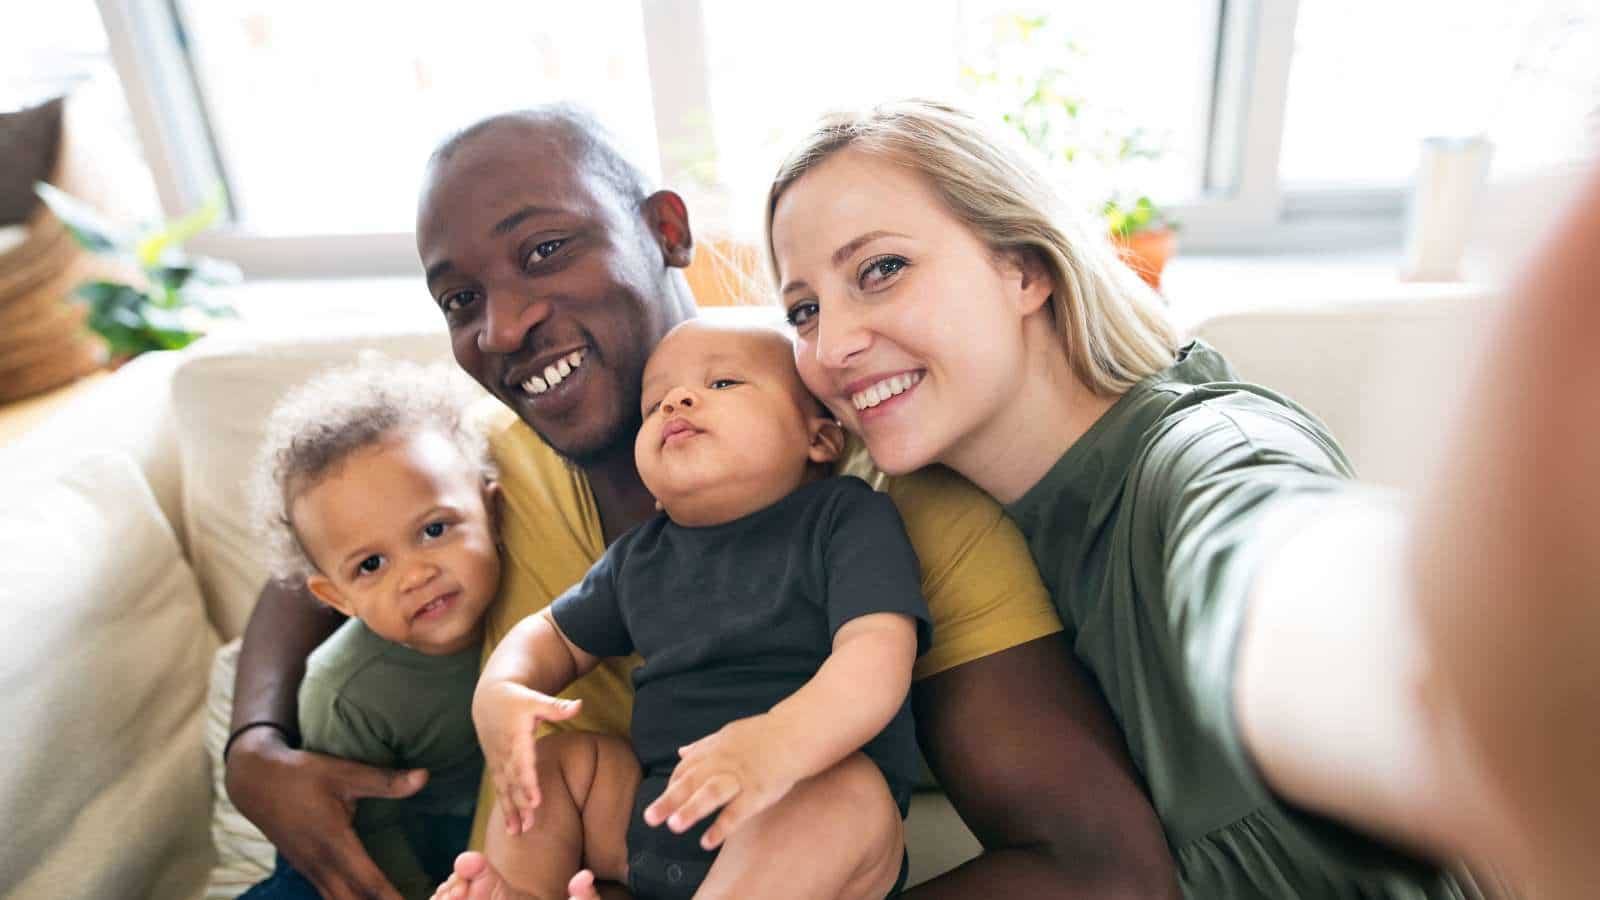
top-left (551, 475), bottom-right (930, 899)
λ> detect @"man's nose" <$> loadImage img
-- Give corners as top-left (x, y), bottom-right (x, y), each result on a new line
top-left (815, 299), bottom-right (871, 369)
top-left (479, 289), bottom-right (551, 354)
top-left (661, 387), bottom-right (696, 415)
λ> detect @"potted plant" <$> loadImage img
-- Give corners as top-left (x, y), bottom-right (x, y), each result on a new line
top-left (32, 181), bottom-right (239, 364)
top-left (962, 14), bottom-right (1179, 290)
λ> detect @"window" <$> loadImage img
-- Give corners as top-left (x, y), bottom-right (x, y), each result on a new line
top-left (97, 0), bottom-right (1596, 273)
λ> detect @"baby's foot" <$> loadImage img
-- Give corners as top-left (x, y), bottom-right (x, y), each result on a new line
top-left (566, 869), bottom-right (602, 900)
top-left (431, 851), bottom-right (531, 900)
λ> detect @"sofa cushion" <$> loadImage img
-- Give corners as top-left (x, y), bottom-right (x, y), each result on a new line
top-left (172, 324), bottom-right (464, 639)
top-left (202, 640), bottom-right (275, 898)
top-left (0, 450), bottom-right (217, 900)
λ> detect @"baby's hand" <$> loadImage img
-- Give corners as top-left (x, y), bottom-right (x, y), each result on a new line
top-left (472, 681), bottom-right (581, 835)
top-left (642, 714), bottom-right (800, 850)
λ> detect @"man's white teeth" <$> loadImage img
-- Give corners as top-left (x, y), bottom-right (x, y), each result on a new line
top-left (852, 372), bottom-right (923, 411)
top-left (522, 350), bottom-right (586, 395)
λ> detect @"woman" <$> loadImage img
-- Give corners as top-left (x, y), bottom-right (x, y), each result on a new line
top-left (765, 100), bottom-right (1595, 899)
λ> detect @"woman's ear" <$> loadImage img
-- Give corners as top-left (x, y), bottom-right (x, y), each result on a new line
top-left (1006, 248), bottom-right (1054, 316)
top-left (807, 417), bottom-right (847, 464)
top-left (306, 573), bottom-right (354, 618)
top-left (643, 189), bottom-right (694, 269)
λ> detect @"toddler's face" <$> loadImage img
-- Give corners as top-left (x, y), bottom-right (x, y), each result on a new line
top-left (635, 321), bottom-right (841, 526)
top-left (293, 428), bottom-right (500, 655)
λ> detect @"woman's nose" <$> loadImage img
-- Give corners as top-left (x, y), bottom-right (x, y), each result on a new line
top-left (478, 290), bottom-right (551, 354)
top-left (661, 387), bottom-right (696, 415)
top-left (815, 300), bottom-right (871, 369)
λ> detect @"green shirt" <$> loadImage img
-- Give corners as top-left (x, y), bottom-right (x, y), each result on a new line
top-left (300, 619), bottom-right (484, 899)
top-left (1005, 341), bottom-right (1462, 899)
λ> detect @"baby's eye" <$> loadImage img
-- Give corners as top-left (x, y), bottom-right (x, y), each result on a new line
top-left (422, 521), bottom-right (447, 539)
top-left (709, 378), bottom-right (740, 390)
top-left (642, 399), bottom-right (661, 417)
top-left (356, 555), bottom-right (384, 576)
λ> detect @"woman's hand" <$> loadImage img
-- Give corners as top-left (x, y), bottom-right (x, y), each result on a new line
top-left (473, 679), bottom-right (583, 835)
top-left (224, 725), bottom-right (427, 900)
top-left (642, 713), bottom-right (801, 850)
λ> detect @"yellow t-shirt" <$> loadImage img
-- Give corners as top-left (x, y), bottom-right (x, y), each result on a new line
top-left (470, 406), bottom-right (1062, 845)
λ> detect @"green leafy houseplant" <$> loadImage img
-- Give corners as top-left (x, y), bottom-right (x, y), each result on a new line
top-left (33, 182), bottom-right (240, 360)
top-left (961, 14), bottom-right (1179, 286)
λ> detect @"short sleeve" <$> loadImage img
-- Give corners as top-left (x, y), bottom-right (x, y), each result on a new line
top-left (298, 674), bottom-right (400, 769)
top-left (549, 545), bottom-right (633, 659)
top-left (1136, 391), bottom-right (1435, 876)
top-left (822, 485), bottom-right (933, 653)
top-left (876, 464), bottom-right (1064, 680)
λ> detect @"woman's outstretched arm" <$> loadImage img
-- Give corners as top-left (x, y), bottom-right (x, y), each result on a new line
top-left (1237, 161), bottom-right (1600, 894)
top-left (906, 633), bottom-right (1180, 899)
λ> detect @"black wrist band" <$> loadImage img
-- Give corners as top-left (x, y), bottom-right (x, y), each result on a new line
top-left (222, 720), bottom-right (296, 766)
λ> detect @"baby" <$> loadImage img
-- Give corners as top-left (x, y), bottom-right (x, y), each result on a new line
top-left (242, 359), bottom-right (500, 900)
top-left (439, 320), bottom-right (930, 900)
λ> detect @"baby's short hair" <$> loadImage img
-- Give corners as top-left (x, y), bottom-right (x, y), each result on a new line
top-left (249, 356), bottom-right (494, 583)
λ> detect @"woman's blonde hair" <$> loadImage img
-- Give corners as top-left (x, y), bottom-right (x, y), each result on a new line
top-left (764, 99), bottom-right (1178, 396)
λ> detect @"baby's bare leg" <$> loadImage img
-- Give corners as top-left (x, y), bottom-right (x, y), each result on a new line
top-left (696, 753), bottom-right (904, 900)
top-left (437, 732), bottom-right (640, 900)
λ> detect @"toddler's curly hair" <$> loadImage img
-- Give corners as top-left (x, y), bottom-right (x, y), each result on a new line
top-left (249, 356), bottom-right (494, 583)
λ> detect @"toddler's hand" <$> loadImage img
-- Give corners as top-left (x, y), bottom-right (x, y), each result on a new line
top-left (473, 680), bottom-right (581, 835)
top-left (643, 713), bottom-right (800, 850)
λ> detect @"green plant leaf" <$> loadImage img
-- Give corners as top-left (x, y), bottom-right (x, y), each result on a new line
top-left (138, 183), bottom-right (227, 268)
top-left (33, 182), bottom-right (134, 254)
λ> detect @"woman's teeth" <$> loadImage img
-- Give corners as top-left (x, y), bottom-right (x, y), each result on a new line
top-left (852, 371), bottom-right (923, 411)
top-left (523, 350), bottom-right (586, 395)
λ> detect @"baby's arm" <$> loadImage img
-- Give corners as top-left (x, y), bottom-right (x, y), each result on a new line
top-left (645, 610), bottom-right (919, 849)
top-left (473, 608), bottom-right (600, 834)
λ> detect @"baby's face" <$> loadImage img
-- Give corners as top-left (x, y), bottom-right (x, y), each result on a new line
top-left (635, 321), bottom-right (838, 526)
top-left (293, 428), bottom-right (500, 655)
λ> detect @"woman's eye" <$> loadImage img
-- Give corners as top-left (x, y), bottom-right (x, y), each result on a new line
top-left (356, 555), bottom-right (383, 576)
top-left (785, 301), bottom-right (819, 331)
top-left (524, 238), bottom-right (566, 268)
top-left (709, 379), bottom-right (740, 390)
top-left (859, 255), bottom-right (907, 289)
top-left (422, 521), bottom-right (447, 539)
top-left (440, 290), bottom-right (479, 314)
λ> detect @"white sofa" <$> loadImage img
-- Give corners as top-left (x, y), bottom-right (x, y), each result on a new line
top-left (0, 285), bottom-right (1498, 899)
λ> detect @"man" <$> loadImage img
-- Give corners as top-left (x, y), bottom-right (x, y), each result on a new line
top-left (225, 105), bottom-right (1177, 900)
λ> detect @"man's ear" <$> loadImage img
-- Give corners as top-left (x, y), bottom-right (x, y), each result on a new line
top-left (807, 416), bottom-right (847, 464)
top-left (1007, 247), bottom-right (1053, 316)
top-left (305, 573), bottom-right (354, 618)
top-left (643, 189), bottom-right (694, 270)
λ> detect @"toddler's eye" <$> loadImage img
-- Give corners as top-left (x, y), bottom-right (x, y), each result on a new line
top-left (423, 521), bottom-right (447, 539)
top-left (356, 555), bottom-right (383, 576)
top-left (709, 379), bottom-right (740, 390)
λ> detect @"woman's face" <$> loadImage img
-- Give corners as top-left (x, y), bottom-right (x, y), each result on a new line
top-left (770, 149), bottom-right (1050, 475)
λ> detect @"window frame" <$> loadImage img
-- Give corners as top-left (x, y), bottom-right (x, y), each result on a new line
top-left (98, 0), bottom-right (1403, 276)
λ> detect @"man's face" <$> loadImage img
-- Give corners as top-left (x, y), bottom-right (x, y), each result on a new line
top-left (416, 122), bottom-right (686, 465)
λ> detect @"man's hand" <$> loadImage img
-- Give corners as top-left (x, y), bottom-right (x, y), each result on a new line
top-left (225, 726), bottom-right (427, 900)
top-left (472, 680), bottom-right (582, 835)
top-left (642, 713), bottom-right (799, 851)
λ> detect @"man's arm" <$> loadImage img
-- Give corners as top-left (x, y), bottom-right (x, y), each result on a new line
top-left (906, 634), bottom-right (1180, 899)
top-left (225, 578), bottom-right (426, 900)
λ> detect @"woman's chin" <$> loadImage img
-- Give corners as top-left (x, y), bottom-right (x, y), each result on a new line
top-left (861, 438), bottom-right (937, 478)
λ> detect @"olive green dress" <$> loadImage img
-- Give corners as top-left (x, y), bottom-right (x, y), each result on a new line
top-left (1004, 341), bottom-right (1463, 899)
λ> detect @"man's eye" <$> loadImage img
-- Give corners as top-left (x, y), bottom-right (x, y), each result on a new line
top-left (422, 521), bottom-right (447, 539)
top-left (859, 255), bottom-right (907, 288)
top-left (709, 379), bottom-right (740, 390)
top-left (440, 290), bottom-right (479, 314)
top-left (524, 238), bottom-right (566, 268)
top-left (785, 301), bottom-right (819, 331)
top-left (356, 555), bottom-right (383, 576)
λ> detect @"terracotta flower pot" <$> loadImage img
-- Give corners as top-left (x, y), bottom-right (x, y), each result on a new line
top-left (1112, 226), bottom-right (1178, 291)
